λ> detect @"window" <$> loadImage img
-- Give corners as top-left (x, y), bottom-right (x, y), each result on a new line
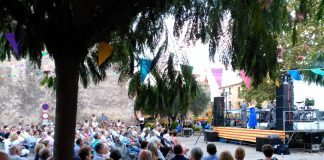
top-left (238, 87), bottom-right (241, 98)
top-left (228, 87), bottom-right (232, 95)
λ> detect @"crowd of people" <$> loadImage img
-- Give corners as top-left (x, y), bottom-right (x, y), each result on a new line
top-left (0, 113), bottom-right (279, 160)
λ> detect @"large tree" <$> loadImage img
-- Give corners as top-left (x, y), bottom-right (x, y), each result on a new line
top-left (0, 0), bottom-right (317, 159)
top-left (129, 54), bottom-right (198, 122)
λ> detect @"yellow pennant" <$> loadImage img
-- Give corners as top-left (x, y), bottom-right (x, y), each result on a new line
top-left (275, 79), bottom-right (280, 87)
top-left (98, 42), bottom-right (113, 66)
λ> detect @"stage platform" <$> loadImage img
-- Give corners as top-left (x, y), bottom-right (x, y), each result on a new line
top-left (214, 127), bottom-right (286, 143)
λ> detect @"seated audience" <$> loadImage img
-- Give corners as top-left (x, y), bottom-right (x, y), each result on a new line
top-left (202, 143), bottom-right (218, 160)
top-left (140, 141), bottom-right (149, 150)
top-left (0, 151), bottom-right (9, 160)
top-left (171, 144), bottom-right (188, 160)
top-left (78, 146), bottom-right (92, 160)
top-left (9, 145), bottom-right (28, 160)
top-left (138, 150), bottom-right (153, 160)
top-left (109, 149), bottom-right (122, 160)
top-left (234, 147), bottom-right (245, 160)
top-left (34, 143), bottom-right (45, 160)
top-left (190, 146), bottom-right (203, 160)
top-left (261, 144), bottom-right (278, 160)
top-left (38, 148), bottom-right (52, 160)
top-left (93, 142), bottom-right (107, 160)
top-left (219, 151), bottom-right (234, 160)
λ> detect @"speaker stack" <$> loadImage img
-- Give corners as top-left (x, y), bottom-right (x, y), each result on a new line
top-left (304, 132), bottom-right (323, 152)
top-left (213, 97), bottom-right (225, 126)
top-left (275, 75), bottom-right (294, 131)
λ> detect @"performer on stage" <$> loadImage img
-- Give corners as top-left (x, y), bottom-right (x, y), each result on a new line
top-left (241, 101), bottom-right (248, 128)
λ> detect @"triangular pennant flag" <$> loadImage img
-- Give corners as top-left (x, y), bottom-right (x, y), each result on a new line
top-left (275, 79), bottom-right (280, 87)
top-left (311, 68), bottom-right (324, 76)
top-left (211, 68), bottom-right (223, 87)
top-left (140, 59), bottom-right (152, 82)
top-left (5, 33), bottom-right (19, 56)
top-left (240, 70), bottom-right (251, 90)
top-left (288, 70), bottom-right (302, 80)
top-left (98, 42), bottom-right (113, 66)
top-left (42, 51), bottom-right (49, 56)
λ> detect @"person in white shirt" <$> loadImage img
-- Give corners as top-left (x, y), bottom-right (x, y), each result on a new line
top-left (139, 116), bottom-right (145, 131)
top-left (4, 132), bottom-right (20, 154)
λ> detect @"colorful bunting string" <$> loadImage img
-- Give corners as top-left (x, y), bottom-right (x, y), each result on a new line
top-left (211, 68), bottom-right (223, 87)
top-left (240, 70), bottom-right (251, 90)
top-left (275, 79), bottom-right (280, 87)
top-left (288, 70), bottom-right (302, 80)
top-left (98, 42), bottom-right (113, 66)
top-left (140, 59), bottom-right (152, 82)
top-left (5, 33), bottom-right (19, 56)
top-left (310, 68), bottom-right (324, 76)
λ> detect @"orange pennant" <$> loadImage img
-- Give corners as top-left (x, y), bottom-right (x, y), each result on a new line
top-left (98, 42), bottom-right (113, 66)
top-left (275, 79), bottom-right (280, 87)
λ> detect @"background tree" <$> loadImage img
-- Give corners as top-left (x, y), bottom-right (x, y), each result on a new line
top-left (128, 54), bottom-right (198, 123)
top-left (189, 84), bottom-right (210, 117)
top-left (0, 0), bottom-right (319, 158)
top-left (278, 0), bottom-right (323, 85)
top-left (240, 81), bottom-right (276, 105)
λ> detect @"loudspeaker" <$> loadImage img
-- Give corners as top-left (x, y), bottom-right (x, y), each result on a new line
top-left (213, 97), bottom-right (225, 126)
top-left (204, 130), bottom-right (219, 142)
top-left (275, 75), bottom-right (294, 130)
top-left (304, 132), bottom-right (322, 144)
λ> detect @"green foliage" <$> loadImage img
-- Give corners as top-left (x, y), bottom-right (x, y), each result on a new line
top-left (189, 84), bottom-right (210, 117)
top-left (129, 53), bottom-right (198, 121)
top-left (1, 0), bottom-right (313, 88)
top-left (278, 0), bottom-right (323, 86)
top-left (144, 122), bottom-right (155, 129)
top-left (240, 81), bottom-right (276, 104)
top-left (40, 75), bottom-right (56, 90)
top-left (171, 122), bottom-right (180, 129)
top-left (193, 126), bottom-right (201, 132)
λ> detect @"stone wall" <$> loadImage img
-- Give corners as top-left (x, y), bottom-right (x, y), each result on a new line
top-left (0, 60), bottom-right (134, 126)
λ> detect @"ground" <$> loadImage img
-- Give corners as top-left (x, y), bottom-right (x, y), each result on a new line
top-left (179, 135), bottom-right (324, 160)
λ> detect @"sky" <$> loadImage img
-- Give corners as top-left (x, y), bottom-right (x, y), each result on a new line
top-left (183, 43), bottom-right (324, 110)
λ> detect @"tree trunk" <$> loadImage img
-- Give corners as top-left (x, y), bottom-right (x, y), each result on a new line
top-left (53, 56), bottom-right (80, 160)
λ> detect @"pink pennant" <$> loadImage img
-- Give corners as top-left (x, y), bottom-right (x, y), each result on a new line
top-left (211, 68), bottom-right (223, 87)
top-left (240, 70), bottom-right (251, 90)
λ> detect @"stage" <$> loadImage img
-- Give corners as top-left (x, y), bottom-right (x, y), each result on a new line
top-left (213, 127), bottom-right (286, 143)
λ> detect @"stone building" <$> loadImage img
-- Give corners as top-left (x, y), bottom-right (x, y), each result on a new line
top-left (0, 59), bottom-right (134, 126)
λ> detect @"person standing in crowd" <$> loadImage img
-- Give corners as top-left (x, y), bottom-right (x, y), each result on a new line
top-left (139, 115), bottom-right (145, 131)
top-left (219, 151), bottom-right (234, 160)
top-left (171, 144), bottom-right (188, 160)
top-left (202, 143), bottom-right (218, 160)
top-left (91, 133), bottom-right (102, 154)
top-left (100, 113), bottom-right (108, 124)
top-left (234, 147), bottom-right (245, 160)
top-left (190, 146), bottom-right (203, 160)
top-left (78, 146), bottom-right (92, 160)
top-left (261, 144), bottom-right (278, 160)
top-left (91, 114), bottom-right (97, 122)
